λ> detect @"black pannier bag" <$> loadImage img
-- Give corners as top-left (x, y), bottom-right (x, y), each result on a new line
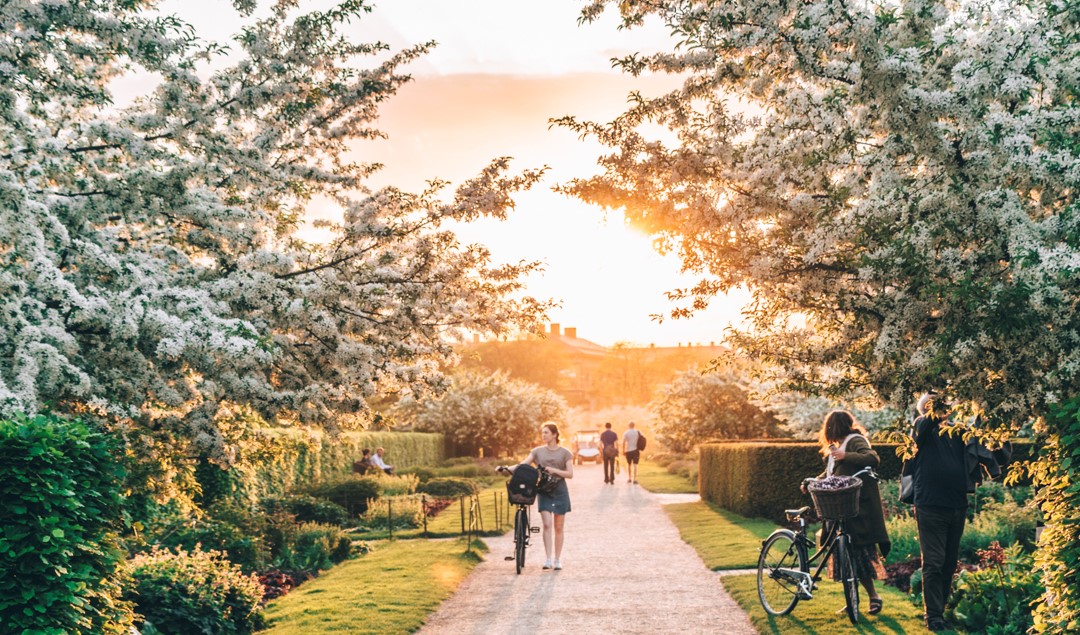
top-left (506, 464), bottom-right (540, 505)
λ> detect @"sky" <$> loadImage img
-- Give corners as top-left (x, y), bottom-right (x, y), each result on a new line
top-left (164, 0), bottom-right (750, 347)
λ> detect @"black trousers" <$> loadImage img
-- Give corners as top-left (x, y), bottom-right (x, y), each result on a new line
top-left (603, 455), bottom-right (616, 482)
top-left (915, 505), bottom-right (967, 622)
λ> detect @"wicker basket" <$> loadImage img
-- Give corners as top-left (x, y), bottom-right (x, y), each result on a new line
top-left (808, 476), bottom-right (863, 520)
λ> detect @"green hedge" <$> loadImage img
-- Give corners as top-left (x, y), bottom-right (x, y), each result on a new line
top-left (0, 414), bottom-right (132, 634)
top-left (201, 430), bottom-right (445, 505)
top-left (700, 440), bottom-right (1032, 524)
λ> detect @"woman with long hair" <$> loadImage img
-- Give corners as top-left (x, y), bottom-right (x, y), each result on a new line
top-left (500, 422), bottom-right (574, 569)
top-left (804, 410), bottom-right (891, 615)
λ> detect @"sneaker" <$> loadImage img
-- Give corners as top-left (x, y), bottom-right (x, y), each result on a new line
top-left (927, 619), bottom-right (950, 632)
top-left (542, 560), bottom-right (552, 570)
top-left (553, 560), bottom-right (562, 570)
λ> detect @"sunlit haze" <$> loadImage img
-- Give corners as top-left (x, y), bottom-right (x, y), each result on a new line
top-left (163, 0), bottom-right (750, 347)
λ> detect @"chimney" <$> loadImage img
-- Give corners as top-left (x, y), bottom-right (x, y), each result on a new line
top-left (550, 323), bottom-right (561, 337)
top-left (564, 327), bottom-right (577, 339)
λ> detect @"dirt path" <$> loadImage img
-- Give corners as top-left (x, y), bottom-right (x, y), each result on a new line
top-left (417, 463), bottom-right (757, 634)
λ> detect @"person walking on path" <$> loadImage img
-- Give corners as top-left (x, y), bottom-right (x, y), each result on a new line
top-left (500, 422), bottom-right (573, 570)
top-left (600, 422), bottom-right (618, 484)
top-left (622, 421), bottom-right (641, 484)
top-left (803, 410), bottom-right (890, 616)
top-left (417, 455), bottom-right (756, 635)
top-left (911, 392), bottom-right (968, 632)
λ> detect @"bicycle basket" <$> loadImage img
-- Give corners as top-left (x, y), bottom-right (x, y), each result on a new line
top-left (506, 464), bottom-right (539, 505)
top-left (807, 475), bottom-right (862, 520)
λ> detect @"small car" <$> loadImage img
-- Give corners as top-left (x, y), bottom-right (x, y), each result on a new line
top-left (571, 430), bottom-right (602, 465)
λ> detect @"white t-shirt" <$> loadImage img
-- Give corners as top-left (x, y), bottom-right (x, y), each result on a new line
top-left (371, 453), bottom-right (391, 470)
top-left (623, 429), bottom-right (641, 452)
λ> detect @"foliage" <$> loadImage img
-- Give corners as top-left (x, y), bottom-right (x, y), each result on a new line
top-left (304, 475), bottom-right (380, 517)
top-left (150, 514), bottom-right (272, 574)
top-left (0, 0), bottom-right (549, 478)
top-left (651, 368), bottom-right (786, 452)
top-left (765, 393), bottom-right (905, 440)
top-left (270, 523), bottom-right (353, 573)
top-left (951, 542), bottom-right (1041, 635)
top-left (884, 515), bottom-right (922, 565)
top-left (400, 368), bottom-right (567, 457)
top-left (371, 472), bottom-right (420, 496)
top-left (1025, 396), bottom-right (1080, 633)
top-left (126, 546), bottom-right (265, 635)
top-left (417, 477), bottom-right (480, 498)
top-left (362, 495), bottom-right (425, 530)
top-left (0, 413), bottom-right (132, 634)
top-left (261, 496), bottom-right (350, 527)
top-left (568, 0), bottom-right (1080, 423)
top-left (961, 499), bottom-right (1039, 561)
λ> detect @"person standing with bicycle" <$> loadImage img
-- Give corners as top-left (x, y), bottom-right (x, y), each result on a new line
top-left (501, 422), bottom-right (573, 570)
top-left (802, 410), bottom-right (890, 616)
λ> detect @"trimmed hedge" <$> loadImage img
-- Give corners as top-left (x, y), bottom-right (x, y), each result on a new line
top-left (0, 413), bottom-right (132, 634)
top-left (700, 440), bottom-right (1032, 524)
top-left (203, 430), bottom-right (445, 505)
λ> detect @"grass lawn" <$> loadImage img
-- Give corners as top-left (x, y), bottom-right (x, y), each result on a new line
top-left (722, 573), bottom-right (946, 634)
top-left (260, 539), bottom-right (485, 634)
top-left (636, 459), bottom-right (698, 493)
top-left (664, 501), bottom-right (777, 569)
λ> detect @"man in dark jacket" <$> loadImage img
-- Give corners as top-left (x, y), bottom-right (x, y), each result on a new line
top-left (911, 392), bottom-right (968, 632)
top-left (599, 422), bottom-right (618, 484)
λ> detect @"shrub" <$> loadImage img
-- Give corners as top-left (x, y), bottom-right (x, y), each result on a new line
top-left (363, 495), bottom-right (424, 530)
top-left (126, 546), bottom-right (265, 635)
top-left (401, 466), bottom-right (436, 482)
top-left (272, 522), bottom-right (353, 573)
top-left (949, 542), bottom-right (1040, 635)
top-left (305, 475), bottom-right (380, 516)
top-left (261, 495), bottom-right (350, 526)
top-left (417, 477), bottom-right (479, 498)
top-left (0, 413), bottom-right (132, 634)
top-left (373, 472), bottom-right (420, 496)
top-left (960, 499), bottom-right (1039, 561)
top-left (884, 515), bottom-right (921, 564)
top-left (151, 516), bottom-right (271, 574)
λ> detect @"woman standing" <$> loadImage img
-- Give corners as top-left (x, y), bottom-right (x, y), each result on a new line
top-left (502, 422), bottom-right (574, 570)
top-left (804, 410), bottom-right (891, 615)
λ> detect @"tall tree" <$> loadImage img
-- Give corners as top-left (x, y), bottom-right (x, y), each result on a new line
top-left (0, 0), bottom-right (548, 463)
top-left (651, 368), bottom-right (785, 452)
top-left (400, 369), bottom-right (567, 457)
top-left (567, 1), bottom-right (1079, 629)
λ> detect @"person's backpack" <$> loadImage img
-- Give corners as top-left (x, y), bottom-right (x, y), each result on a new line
top-left (637, 433), bottom-right (647, 452)
top-left (506, 464), bottom-right (540, 505)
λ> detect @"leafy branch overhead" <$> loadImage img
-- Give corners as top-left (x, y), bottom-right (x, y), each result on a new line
top-left (0, 0), bottom-right (551, 459)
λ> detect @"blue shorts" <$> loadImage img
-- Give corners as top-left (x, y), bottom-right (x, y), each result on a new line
top-left (537, 479), bottom-right (571, 515)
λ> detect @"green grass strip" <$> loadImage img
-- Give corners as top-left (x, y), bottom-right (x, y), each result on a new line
top-left (664, 501), bottom-right (777, 569)
top-left (636, 460), bottom-right (698, 493)
top-left (260, 539), bottom-right (485, 634)
top-left (722, 573), bottom-right (942, 634)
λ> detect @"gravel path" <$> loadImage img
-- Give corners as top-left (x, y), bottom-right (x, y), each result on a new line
top-left (417, 463), bottom-right (757, 634)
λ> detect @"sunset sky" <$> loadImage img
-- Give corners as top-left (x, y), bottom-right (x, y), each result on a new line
top-left (166, 0), bottom-right (750, 347)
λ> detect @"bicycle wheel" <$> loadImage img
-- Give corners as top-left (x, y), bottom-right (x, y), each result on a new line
top-left (514, 508), bottom-right (527, 574)
top-left (757, 530), bottom-right (806, 616)
top-left (836, 534), bottom-right (860, 624)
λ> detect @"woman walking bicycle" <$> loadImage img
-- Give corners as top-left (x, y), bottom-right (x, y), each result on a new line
top-left (499, 422), bottom-right (573, 570)
top-left (803, 410), bottom-right (891, 615)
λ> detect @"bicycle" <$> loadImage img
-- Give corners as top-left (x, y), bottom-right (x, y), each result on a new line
top-left (497, 465), bottom-right (541, 574)
top-left (756, 466), bottom-right (877, 625)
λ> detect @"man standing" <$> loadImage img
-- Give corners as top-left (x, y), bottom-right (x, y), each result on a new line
top-left (911, 392), bottom-right (967, 632)
top-left (622, 421), bottom-right (641, 484)
top-left (600, 422), bottom-right (619, 484)
top-left (371, 446), bottom-right (395, 475)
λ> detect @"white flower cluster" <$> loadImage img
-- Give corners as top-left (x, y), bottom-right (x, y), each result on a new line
top-left (569, 0), bottom-right (1080, 423)
top-left (0, 1), bottom-right (552, 459)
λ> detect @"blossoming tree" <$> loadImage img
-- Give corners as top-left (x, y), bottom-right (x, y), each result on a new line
top-left (565, 0), bottom-right (1080, 628)
top-left (0, 0), bottom-right (549, 461)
